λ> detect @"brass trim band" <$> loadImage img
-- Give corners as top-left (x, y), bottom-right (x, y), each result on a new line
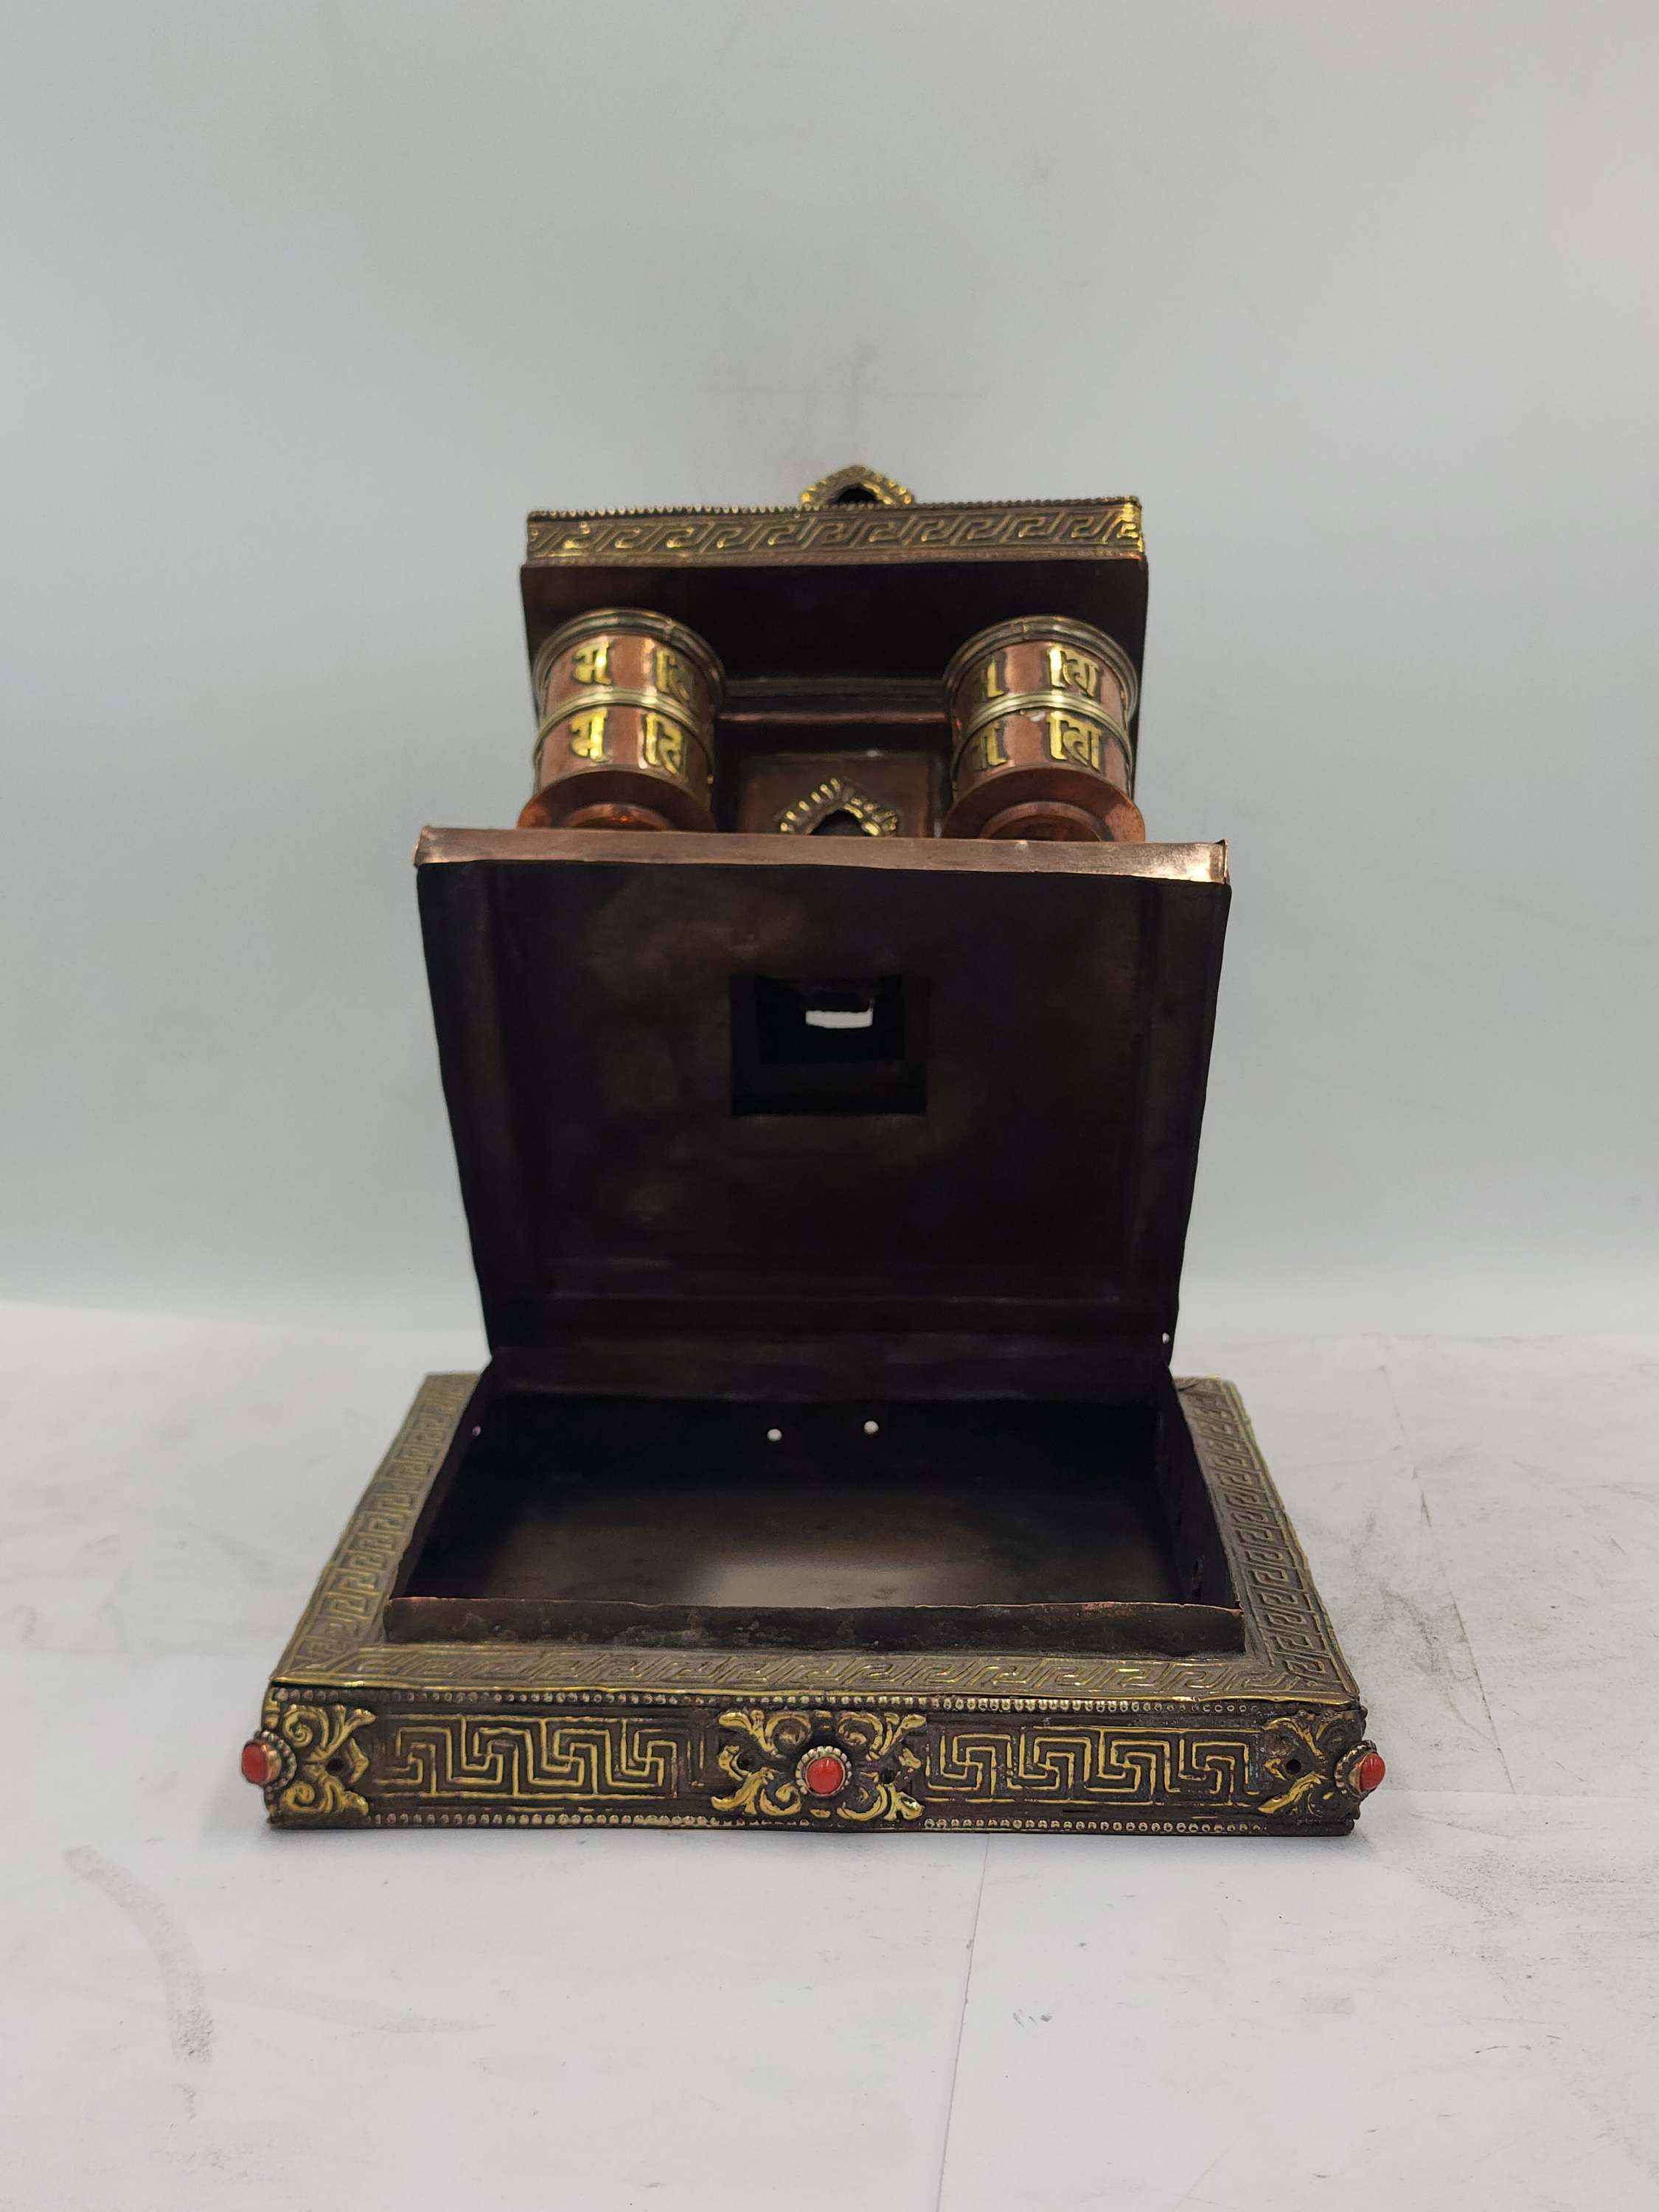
top-left (532, 692), bottom-right (714, 786)
top-left (943, 614), bottom-right (1140, 726)
top-left (523, 606), bottom-right (724, 831)
top-left (952, 690), bottom-right (1134, 777)
top-left (529, 608), bottom-right (726, 716)
top-left (942, 612), bottom-right (1143, 842)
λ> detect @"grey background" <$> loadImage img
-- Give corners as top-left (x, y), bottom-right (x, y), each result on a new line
top-left (4, 1), bottom-right (1654, 1339)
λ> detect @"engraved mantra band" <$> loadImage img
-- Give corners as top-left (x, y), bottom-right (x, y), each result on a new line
top-left (532, 692), bottom-right (713, 789)
top-left (942, 615), bottom-right (1143, 844)
top-left (951, 693), bottom-right (1135, 781)
top-left (519, 608), bottom-right (724, 833)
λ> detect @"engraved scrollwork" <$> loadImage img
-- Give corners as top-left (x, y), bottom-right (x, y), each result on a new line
top-left (713, 1708), bottom-right (927, 1824)
top-left (1258, 1711), bottom-right (1368, 1820)
top-left (262, 1698), bottom-right (375, 1820)
top-left (712, 1708), bottom-right (815, 1818)
top-left (835, 1711), bottom-right (927, 1824)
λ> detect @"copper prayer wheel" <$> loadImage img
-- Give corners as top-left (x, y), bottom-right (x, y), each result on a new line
top-left (942, 616), bottom-right (1144, 842)
top-left (520, 609), bottom-right (723, 832)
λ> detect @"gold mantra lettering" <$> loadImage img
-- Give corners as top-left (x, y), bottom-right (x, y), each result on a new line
top-left (977, 653), bottom-right (1007, 703)
top-left (652, 647), bottom-right (695, 708)
top-left (1046, 713), bottom-right (1104, 772)
top-left (1047, 643), bottom-right (1101, 699)
top-left (640, 712), bottom-right (687, 780)
top-left (566, 708), bottom-right (609, 761)
top-left (959, 723), bottom-right (1011, 776)
top-left (569, 639), bottom-right (611, 684)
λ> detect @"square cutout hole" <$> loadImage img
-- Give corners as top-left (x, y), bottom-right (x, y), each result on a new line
top-left (730, 975), bottom-right (927, 1115)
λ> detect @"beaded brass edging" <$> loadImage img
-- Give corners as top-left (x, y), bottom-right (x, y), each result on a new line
top-left (358, 1814), bottom-right (1273, 1834)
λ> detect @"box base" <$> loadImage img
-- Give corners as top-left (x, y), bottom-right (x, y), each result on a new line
top-left (245, 1374), bottom-right (1380, 1837)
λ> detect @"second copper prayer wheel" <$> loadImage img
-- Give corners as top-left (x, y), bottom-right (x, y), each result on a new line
top-left (942, 616), bottom-right (1144, 842)
top-left (521, 609), bottom-right (723, 832)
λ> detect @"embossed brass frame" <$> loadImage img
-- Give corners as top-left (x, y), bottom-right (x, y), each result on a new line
top-left (254, 1375), bottom-right (1374, 1837)
top-left (524, 495), bottom-right (1144, 568)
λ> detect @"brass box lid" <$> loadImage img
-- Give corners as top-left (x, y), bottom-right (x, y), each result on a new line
top-left (417, 828), bottom-right (1228, 1370)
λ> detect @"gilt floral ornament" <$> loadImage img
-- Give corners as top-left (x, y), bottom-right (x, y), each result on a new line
top-left (243, 1700), bottom-right (375, 1820)
top-left (1260, 1711), bottom-right (1381, 1819)
top-left (713, 1708), bottom-right (927, 1823)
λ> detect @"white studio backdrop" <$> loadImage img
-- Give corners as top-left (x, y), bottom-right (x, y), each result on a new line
top-left (4, 1), bottom-right (1655, 1338)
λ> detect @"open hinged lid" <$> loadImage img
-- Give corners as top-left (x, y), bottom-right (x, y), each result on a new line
top-left (520, 490), bottom-right (1147, 706)
top-left (417, 830), bottom-right (1228, 1377)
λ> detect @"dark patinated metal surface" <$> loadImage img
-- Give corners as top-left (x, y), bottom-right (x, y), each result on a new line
top-left (245, 474), bottom-right (1381, 1837)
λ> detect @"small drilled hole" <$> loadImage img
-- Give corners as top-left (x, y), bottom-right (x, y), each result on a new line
top-left (325, 1757), bottom-right (346, 1776)
top-left (1284, 1758), bottom-right (1303, 1775)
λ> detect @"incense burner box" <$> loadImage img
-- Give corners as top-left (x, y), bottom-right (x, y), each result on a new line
top-left (243, 468), bottom-right (1382, 1836)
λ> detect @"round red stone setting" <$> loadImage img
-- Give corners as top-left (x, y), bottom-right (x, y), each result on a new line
top-left (1354, 1750), bottom-right (1386, 1795)
top-left (800, 1748), bottom-right (851, 1798)
top-left (241, 1738), bottom-right (280, 1787)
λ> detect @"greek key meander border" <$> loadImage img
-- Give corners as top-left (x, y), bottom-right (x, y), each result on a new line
top-left (260, 1703), bottom-right (1360, 1832)
top-left (344, 1711), bottom-right (1293, 1807)
top-left (274, 1374), bottom-right (1356, 1708)
top-left (524, 500), bottom-right (1144, 566)
top-left (276, 1372), bottom-right (476, 1680)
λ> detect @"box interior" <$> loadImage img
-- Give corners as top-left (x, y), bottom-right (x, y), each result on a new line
top-left (388, 1383), bottom-right (1242, 1658)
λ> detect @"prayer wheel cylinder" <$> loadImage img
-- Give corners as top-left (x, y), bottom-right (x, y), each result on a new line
top-left (942, 616), bottom-right (1143, 842)
top-left (521, 609), bottom-right (723, 832)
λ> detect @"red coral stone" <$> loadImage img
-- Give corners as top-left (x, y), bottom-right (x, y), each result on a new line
top-left (240, 1738), bottom-right (279, 1787)
top-left (803, 1753), bottom-right (849, 1798)
top-left (1354, 1750), bottom-right (1386, 1795)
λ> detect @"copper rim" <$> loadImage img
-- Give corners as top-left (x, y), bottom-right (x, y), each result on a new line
top-left (558, 800), bottom-right (678, 832)
top-left (976, 799), bottom-right (1113, 843)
